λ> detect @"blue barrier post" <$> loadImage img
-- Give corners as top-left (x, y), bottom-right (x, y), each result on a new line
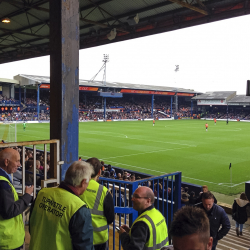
top-left (191, 100), bottom-right (193, 117)
top-left (171, 96), bottom-right (173, 118)
top-left (104, 97), bottom-right (106, 120)
top-left (37, 84), bottom-right (41, 121)
top-left (151, 94), bottom-right (154, 118)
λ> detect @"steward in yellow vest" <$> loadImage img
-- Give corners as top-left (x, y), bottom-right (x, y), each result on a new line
top-left (80, 158), bottom-right (114, 250)
top-left (29, 161), bottom-right (95, 250)
top-left (119, 186), bottom-right (169, 250)
top-left (0, 148), bottom-right (33, 250)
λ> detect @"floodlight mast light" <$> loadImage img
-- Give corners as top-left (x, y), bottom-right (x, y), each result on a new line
top-left (102, 54), bottom-right (109, 86)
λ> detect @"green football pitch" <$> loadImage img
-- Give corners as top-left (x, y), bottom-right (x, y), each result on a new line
top-left (15, 120), bottom-right (250, 195)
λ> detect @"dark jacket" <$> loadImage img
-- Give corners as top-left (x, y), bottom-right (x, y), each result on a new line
top-left (232, 198), bottom-right (250, 224)
top-left (0, 167), bottom-right (32, 219)
top-left (197, 203), bottom-right (230, 247)
top-left (120, 205), bottom-right (153, 250)
top-left (29, 182), bottom-right (94, 250)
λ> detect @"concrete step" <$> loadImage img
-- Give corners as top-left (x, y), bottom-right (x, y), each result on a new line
top-left (217, 226), bottom-right (250, 250)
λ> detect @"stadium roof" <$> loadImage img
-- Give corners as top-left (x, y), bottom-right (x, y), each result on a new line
top-left (14, 74), bottom-right (200, 94)
top-left (0, 78), bottom-right (18, 85)
top-left (0, 0), bottom-right (249, 64)
top-left (192, 91), bottom-right (236, 100)
top-left (228, 95), bottom-right (250, 105)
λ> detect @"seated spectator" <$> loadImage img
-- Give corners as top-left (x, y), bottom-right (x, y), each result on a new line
top-left (117, 173), bottom-right (122, 179)
top-left (101, 161), bottom-right (105, 171)
top-left (130, 174), bottom-right (135, 182)
top-left (189, 191), bottom-right (197, 205)
top-left (181, 192), bottom-right (189, 205)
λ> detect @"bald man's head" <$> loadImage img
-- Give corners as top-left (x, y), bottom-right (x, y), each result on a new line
top-left (0, 148), bottom-right (21, 174)
top-left (132, 186), bottom-right (155, 213)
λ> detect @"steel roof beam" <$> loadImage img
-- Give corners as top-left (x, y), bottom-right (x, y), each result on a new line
top-left (167, 0), bottom-right (209, 15)
top-left (80, 0), bottom-right (112, 12)
top-left (79, 1), bottom-right (174, 31)
top-left (80, 18), bottom-right (128, 32)
top-left (1, 0), bottom-right (49, 13)
top-left (0, 28), bottom-right (49, 39)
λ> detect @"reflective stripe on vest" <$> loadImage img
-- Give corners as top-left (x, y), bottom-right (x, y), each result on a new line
top-left (130, 208), bottom-right (169, 250)
top-left (141, 214), bottom-right (169, 250)
top-left (0, 176), bottom-right (25, 250)
top-left (80, 179), bottom-right (108, 245)
top-left (29, 187), bottom-right (85, 250)
top-left (89, 184), bottom-right (105, 216)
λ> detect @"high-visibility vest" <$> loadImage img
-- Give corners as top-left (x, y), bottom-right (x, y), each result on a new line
top-left (0, 176), bottom-right (25, 250)
top-left (129, 208), bottom-right (169, 250)
top-left (80, 179), bottom-right (109, 245)
top-left (29, 187), bottom-right (85, 250)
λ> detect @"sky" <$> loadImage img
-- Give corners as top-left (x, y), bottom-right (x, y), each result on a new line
top-left (0, 15), bottom-right (250, 94)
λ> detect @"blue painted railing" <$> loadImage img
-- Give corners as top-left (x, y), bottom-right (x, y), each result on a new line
top-left (99, 171), bottom-right (181, 250)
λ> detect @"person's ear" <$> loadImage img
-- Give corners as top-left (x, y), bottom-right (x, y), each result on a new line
top-left (98, 169), bottom-right (101, 176)
top-left (4, 159), bottom-right (9, 167)
top-left (81, 179), bottom-right (86, 188)
top-left (207, 237), bottom-right (213, 250)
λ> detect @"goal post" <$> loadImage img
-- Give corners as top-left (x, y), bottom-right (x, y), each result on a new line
top-left (0, 122), bottom-right (17, 143)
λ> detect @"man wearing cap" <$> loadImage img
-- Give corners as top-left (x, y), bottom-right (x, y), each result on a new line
top-left (80, 157), bottom-right (114, 250)
top-left (29, 161), bottom-right (95, 250)
top-left (119, 186), bottom-right (169, 250)
top-left (0, 148), bottom-right (34, 250)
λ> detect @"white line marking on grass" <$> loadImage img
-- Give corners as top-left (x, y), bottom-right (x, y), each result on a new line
top-left (231, 181), bottom-right (246, 187)
top-left (100, 160), bottom-right (167, 174)
top-left (104, 147), bottom-right (187, 160)
top-left (80, 156), bottom-right (246, 187)
top-left (80, 130), bottom-right (196, 147)
top-left (183, 176), bottom-right (245, 187)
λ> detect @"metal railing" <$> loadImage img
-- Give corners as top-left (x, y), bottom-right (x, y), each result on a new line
top-left (0, 140), bottom-right (62, 249)
top-left (100, 171), bottom-right (182, 250)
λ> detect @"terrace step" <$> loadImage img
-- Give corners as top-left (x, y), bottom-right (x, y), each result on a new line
top-left (217, 226), bottom-right (250, 250)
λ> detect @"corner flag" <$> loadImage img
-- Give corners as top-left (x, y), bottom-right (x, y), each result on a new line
top-left (229, 163), bottom-right (231, 170)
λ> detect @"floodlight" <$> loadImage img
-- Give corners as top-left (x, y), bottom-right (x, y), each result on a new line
top-left (134, 14), bottom-right (139, 24)
top-left (1, 17), bottom-right (10, 24)
top-left (107, 28), bottom-right (116, 41)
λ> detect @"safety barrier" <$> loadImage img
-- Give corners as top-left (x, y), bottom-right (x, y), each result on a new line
top-left (0, 140), bottom-right (62, 250)
top-left (99, 171), bottom-right (181, 250)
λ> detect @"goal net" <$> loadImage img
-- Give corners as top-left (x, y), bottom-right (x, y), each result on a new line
top-left (0, 122), bottom-right (17, 143)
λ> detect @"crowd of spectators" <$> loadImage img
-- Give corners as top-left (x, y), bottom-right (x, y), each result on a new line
top-left (78, 96), bottom-right (193, 120)
top-left (0, 111), bottom-right (50, 121)
top-left (2, 94), bottom-right (250, 121)
top-left (202, 110), bottom-right (250, 120)
top-left (0, 94), bottom-right (18, 104)
top-left (12, 147), bottom-right (51, 187)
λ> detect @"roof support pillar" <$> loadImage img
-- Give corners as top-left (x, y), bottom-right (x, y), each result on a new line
top-left (19, 85), bottom-right (21, 104)
top-left (50, 0), bottom-right (80, 180)
top-left (191, 100), bottom-right (193, 117)
top-left (37, 84), bottom-right (40, 121)
top-left (103, 97), bottom-right (106, 120)
top-left (151, 94), bottom-right (154, 118)
top-left (171, 96), bottom-right (173, 118)
top-left (24, 87), bottom-right (26, 105)
top-left (175, 94), bottom-right (178, 114)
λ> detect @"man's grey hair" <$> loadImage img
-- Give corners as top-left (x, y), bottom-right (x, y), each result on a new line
top-left (64, 161), bottom-right (94, 187)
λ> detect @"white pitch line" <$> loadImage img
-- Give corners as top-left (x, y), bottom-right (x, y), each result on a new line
top-left (80, 156), bottom-right (246, 188)
top-left (104, 147), bottom-right (187, 160)
top-left (80, 130), bottom-right (196, 147)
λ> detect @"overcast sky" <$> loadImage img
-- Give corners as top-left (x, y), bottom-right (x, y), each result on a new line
top-left (0, 15), bottom-right (250, 94)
